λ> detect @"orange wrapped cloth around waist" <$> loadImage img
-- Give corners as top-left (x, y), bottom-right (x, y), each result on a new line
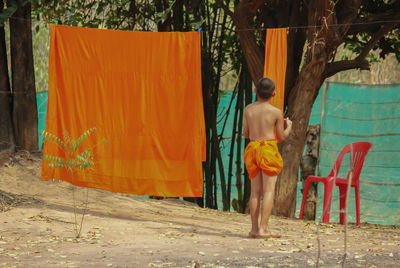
top-left (244, 140), bottom-right (283, 179)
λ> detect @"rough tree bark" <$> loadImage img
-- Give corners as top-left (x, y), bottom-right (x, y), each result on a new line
top-left (0, 1), bottom-right (15, 152)
top-left (232, 1), bottom-right (264, 84)
top-left (300, 124), bottom-right (320, 220)
top-left (8, 0), bottom-right (38, 151)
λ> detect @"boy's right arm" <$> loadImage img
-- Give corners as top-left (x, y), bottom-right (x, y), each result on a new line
top-left (275, 110), bottom-right (292, 141)
top-left (283, 117), bottom-right (292, 139)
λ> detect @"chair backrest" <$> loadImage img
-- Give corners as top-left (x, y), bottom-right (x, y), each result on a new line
top-left (327, 142), bottom-right (373, 183)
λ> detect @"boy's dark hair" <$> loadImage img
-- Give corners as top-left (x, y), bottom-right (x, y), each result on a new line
top-left (256, 78), bottom-right (275, 99)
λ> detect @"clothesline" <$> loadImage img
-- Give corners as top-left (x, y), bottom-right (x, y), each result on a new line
top-left (236, 19), bottom-right (400, 31)
top-left (5, 16), bottom-right (400, 32)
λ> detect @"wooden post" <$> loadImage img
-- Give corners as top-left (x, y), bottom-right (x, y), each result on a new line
top-left (317, 82), bottom-right (328, 177)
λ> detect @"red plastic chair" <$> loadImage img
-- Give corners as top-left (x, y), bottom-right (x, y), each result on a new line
top-left (299, 142), bottom-right (372, 226)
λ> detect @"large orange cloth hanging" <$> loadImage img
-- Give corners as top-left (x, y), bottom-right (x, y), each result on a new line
top-left (42, 25), bottom-right (205, 197)
top-left (263, 28), bottom-right (287, 142)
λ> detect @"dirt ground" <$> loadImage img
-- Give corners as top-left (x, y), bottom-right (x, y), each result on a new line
top-left (0, 152), bottom-right (399, 268)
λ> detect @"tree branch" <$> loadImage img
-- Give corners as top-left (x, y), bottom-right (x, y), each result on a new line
top-left (285, 0), bottom-right (307, 108)
top-left (335, 0), bottom-right (362, 36)
top-left (324, 20), bottom-right (400, 79)
top-left (357, 21), bottom-right (400, 60)
top-left (347, 8), bottom-right (400, 35)
top-left (232, 0), bottom-right (265, 83)
top-left (323, 59), bottom-right (369, 78)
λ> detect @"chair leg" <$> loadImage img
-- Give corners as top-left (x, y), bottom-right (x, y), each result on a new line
top-left (355, 186), bottom-right (360, 226)
top-left (299, 180), bottom-right (312, 220)
top-left (338, 185), bottom-right (347, 225)
top-left (322, 180), bottom-right (334, 224)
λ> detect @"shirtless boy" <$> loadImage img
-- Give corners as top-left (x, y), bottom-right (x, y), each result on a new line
top-left (243, 77), bottom-right (292, 238)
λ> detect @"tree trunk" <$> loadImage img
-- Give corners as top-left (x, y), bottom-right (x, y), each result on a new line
top-left (273, 0), bottom-right (335, 217)
top-left (0, 1), bottom-right (15, 152)
top-left (128, 0), bottom-right (137, 30)
top-left (233, 1), bottom-right (264, 83)
top-left (155, 0), bottom-right (171, 32)
top-left (172, 0), bottom-right (184, 31)
top-left (300, 125), bottom-right (320, 220)
top-left (227, 84), bottom-right (239, 208)
top-left (241, 62), bottom-right (253, 214)
top-left (235, 72), bottom-right (245, 210)
top-left (200, 20), bottom-right (216, 209)
top-left (8, 0), bottom-right (38, 151)
top-left (274, 63), bottom-right (326, 217)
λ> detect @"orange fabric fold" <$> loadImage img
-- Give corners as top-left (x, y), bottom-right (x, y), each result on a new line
top-left (42, 25), bottom-right (205, 197)
top-left (263, 28), bottom-right (287, 142)
top-left (244, 140), bottom-right (283, 179)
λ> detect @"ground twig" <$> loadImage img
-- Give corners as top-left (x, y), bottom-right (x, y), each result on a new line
top-left (342, 145), bottom-right (354, 268)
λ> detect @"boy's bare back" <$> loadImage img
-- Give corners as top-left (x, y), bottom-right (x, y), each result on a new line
top-left (243, 101), bottom-right (286, 141)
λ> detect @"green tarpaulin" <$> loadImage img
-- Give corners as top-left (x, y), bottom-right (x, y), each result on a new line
top-left (303, 82), bottom-right (400, 225)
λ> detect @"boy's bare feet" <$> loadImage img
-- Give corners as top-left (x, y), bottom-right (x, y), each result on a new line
top-left (248, 231), bottom-right (281, 239)
top-left (248, 232), bottom-right (258, 238)
top-left (258, 230), bottom-right (281, 239)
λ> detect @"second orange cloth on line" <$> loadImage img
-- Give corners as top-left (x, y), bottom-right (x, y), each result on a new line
top-left (244, 140), bottom-right (283, 179)
top-left (264, 28), bottom-right (287, 112)
top-left (42, 25), bottom-right (205, 197)
top-left (264, 28), bottom-right (287, 143)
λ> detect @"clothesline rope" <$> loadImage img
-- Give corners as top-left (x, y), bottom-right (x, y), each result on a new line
top-left (5, 16), bottom-right (400, 31)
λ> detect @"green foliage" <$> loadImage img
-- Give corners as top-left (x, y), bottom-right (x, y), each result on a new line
top-left (42, 127), bottom-right (98, 238)
top-left (32, 22), bottom-right (50, 92)
top-left (33, 0), bottom-right (175, 31)
top-left (0, 2), bottom-right (17, 27)
top-left (343, 0), bottom-right (400, 64)
top-left (42, 127), bottom-right (97, 172)
top-left (0, 0), bottom-right (30, 26)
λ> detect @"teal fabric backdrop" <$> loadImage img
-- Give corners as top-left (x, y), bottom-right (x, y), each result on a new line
top-left (36, 91), bottom-right (48, 149)
top-left (304, 82), bottom-right (400, 225)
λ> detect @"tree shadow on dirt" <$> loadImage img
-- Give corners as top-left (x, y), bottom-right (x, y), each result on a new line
top-left (0, 189), bottom-right (42, 212)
